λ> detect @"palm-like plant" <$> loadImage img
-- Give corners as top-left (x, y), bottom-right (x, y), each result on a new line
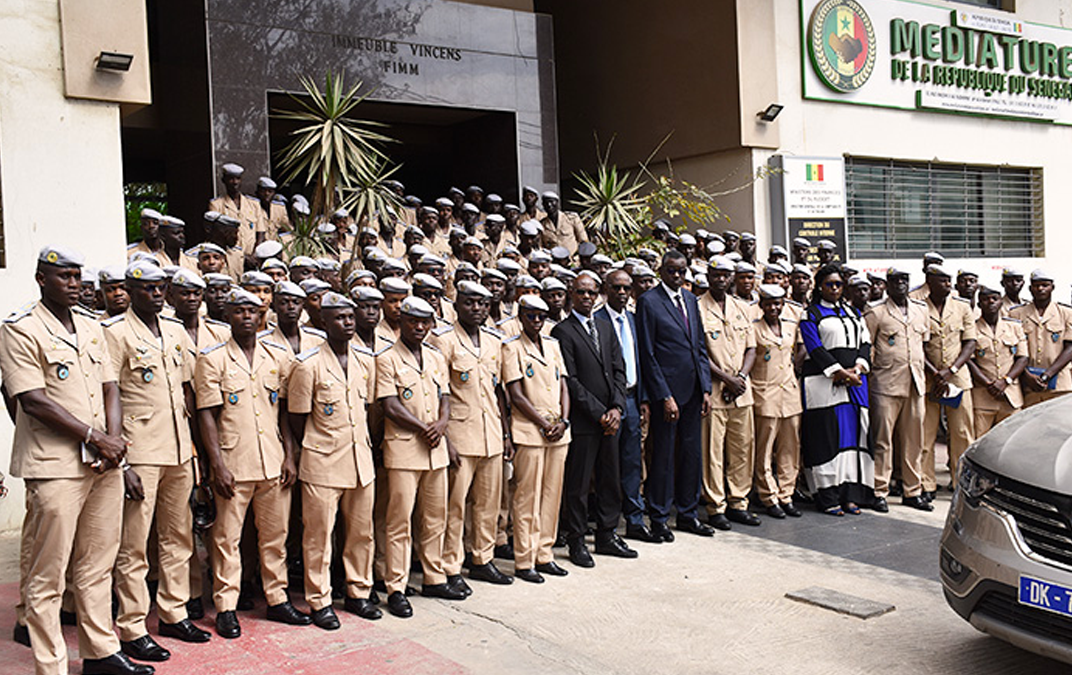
top-left (339, 156), bottom-right (405, 277)
top-left (572, 138), bottom-right (650, 259)
top-left (273, 71), bottom-right (394, 219)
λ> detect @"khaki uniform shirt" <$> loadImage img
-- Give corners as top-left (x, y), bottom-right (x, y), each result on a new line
top-left (103, 311), bottom-right (195, 466)
top-left (497, 315), bottom-right (554, 339)
top-left (1009, 301), bottom-right (1072, 393)
top-left (430, 325), bottom-right (505, 458)
top-left (375, 319), bottom-right (399, 348)
top-left (127, 241), bottom-right (175, 268)
top-left (195, 336), bottom-right (292, 481)
top-left (540, 211), bottom-right (588, 256)
top-left (1000, 295), bottom-right (1022, 317)
top-left (972, 316), bottom-right (1027, 411)
top-left (699, 294), bottom-right (755, 409)
top-left (1, 303), bottom-right (116, 479)
top-left (375, 340), bottom-right (450, 471)
top-left (260, 202), bottom-right (291, 242)
top-left (782, 300), bottom-right (805, 326)
top-left (265, 324), bottom-right (325, 357)
top-left (426, 233), bottom-right (452, 259)
top-left (209, 193), bottom-right (264, 255)
top-left (924, 296), bottom-right (977, 391)
top-left (289, 343), bottom-right (375, 488)
top-left (864, 299), bottom-right (930, 398)
top-left (909, 284), bottom-right (930, 302)
top-left (502, 332), bottom-right (571, 447)
top-left (198, 318), bottom-right (232, 351)
top-left (750, 317), bottom-right (802, 418)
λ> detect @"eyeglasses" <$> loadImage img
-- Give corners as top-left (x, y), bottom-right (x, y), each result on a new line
top-left (609, 284), bottom-right (632, 292)
top-left (664, 267), bottom-right (687, 276)
top-left (574, 289), bottom-right (599, 297)
top-left (522, 312), bottom-right (545, 321)
top-left (823, 281), bottom-right (843, 289)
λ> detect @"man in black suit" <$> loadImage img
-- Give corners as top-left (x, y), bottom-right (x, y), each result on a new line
top-left (552, 273), bottom-right (637, 567)
top-left (595, 269), bottom-right (661, 544)
top-left (636, 249), bottom-right (714, 541)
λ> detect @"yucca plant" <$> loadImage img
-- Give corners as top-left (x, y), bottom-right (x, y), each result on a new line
top-left (281, 204), bottom-right (329, 260)
top-left (572, 137), bottom-right (650, 259)
top-left (339, 156), bottom-right (405, 277)
top-left (273, 71), bottom-right (395, 220)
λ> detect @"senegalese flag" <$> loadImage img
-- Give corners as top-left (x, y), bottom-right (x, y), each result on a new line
top-left (835, 6), bottom-right (856, 76)
top-left (1013, 22), bottom-right (1023, 33)
top-left (806, 164), bottom-right (824, 182)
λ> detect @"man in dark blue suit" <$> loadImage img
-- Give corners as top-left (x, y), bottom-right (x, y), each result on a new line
top-left (636, 249), bottom-right (714, 540)
top-left (596, 269), bottom-right (661, 544)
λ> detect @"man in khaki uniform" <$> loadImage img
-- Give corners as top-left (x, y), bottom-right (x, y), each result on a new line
top-left (921, 264), bottom-right (977, 499)
top-left (267, 281), bottom-right (324, 355)
top-left (352, 286), bottom-right (390, 352)
top-left (503, 295), bottom-right (572, 583)
top-left (127, 208), bottom-right (173, 268)
top-left (1010, 269), bottom-right (1072, 407)
top-left (106, 261), bottom-right (212, 663)
top-left (864, 267), bottom-right (932, 512)
top-left (288, 292), bottom-right (382, 629)
top-left (254, 177), bottom-right (291, 241)
top-left (750, 285), bottom-right (804, 519)
top-left (909, 251), bottom-right (945, 302)
top-left (208, 163), bottom-right (264, 256)
top-left (1, 246), bottom-right (150, 675)
top-left (539, 191), bottom-right (588, 256)
top-left (376, 296), bottom-right (462, 618)
top-left (1000, 267), bottom-right (1026, 316)
top-left (431, 281), bottom-right (515, 590)
top-left (970, 283), bottom-right (1028, 435)
top-left (195, 288), bottom-right (310, 639)
top-left (699, 257), bottom-right (758, 529)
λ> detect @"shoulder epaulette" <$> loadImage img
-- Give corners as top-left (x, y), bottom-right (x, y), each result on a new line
top-left (480, 326), bottom-right (505, 339)
top-left (256, 328), bottom-right (273, 339)
top-left (100, 314), bottom-right (125, 327)
top-left (161, 315), bottom-right (183, 324)
top-left (953, 296), bottom-right (971, 303)
top-left (909, 283), bottom-right (924, 291)
top-left (351, 343), bottom-right (374, 356)
top-left (1009, 303), bottom-right (1027, 311)
top-left (300, 325), bottom-right (327, 338)
top-left (72, 305), bottom-right (98, 318)
top-left (496, 316), bottom-right (514, 326)
top-left (431, 325), bottom-right (454, 337)
top-left (4, 306), bottom-right (34, 323)
top-left (424, 343), bottom-right (442, 353)
top-left (126, 242), bottom-right (138, 250)
top-left (260, 339), bottom-right (288, 352)
top-left (910, 299), bottom-right (927, 306)
top-left (295, 346), bottom-right (320, 362)
top-left (374, 345), bottom-right (393, 357)
top-left (199, 341), bottom-right (225, 355)
top-left (1060, 302), bottom-right (1072, 310)
top-left (502, 335), bottom-right (521, 344)
top-left (785, 299), bottom-right (803, 308)
top-left (544, 335), bottom-right (559, 342)
top-left (205, 318), bottom-right (229, 327)
top-left (1000, 316), bottom-right (1022, 323)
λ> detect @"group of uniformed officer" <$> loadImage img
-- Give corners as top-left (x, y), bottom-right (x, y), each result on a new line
top-left (5, 162), bottom-right (1072, 675)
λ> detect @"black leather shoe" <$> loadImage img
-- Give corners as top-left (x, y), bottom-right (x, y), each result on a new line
top-left (708, 514), bottom-right (732, 531)
top-left (266, 601), bottom-right (312, 626)
top-left (215, 611), bottom-right (241, 639)
top-left (368, 587), bottom-right (381, 605)
top-left (468, 562), bottom-right (513, 585)
top-left (185, 597), bottom-right (204, 621)
top-left (83, 652), bottom-right (155, 675)
top-left (650, 521), bottom-right (675, 542)
top-left (236, 589), bottom-right (255, 612)
top-left (765, 504), bottom-right (786, 519)
top-left (535, 560), bottom-right (569, 577)
top-left (158, 619), bottom-right (210, 643)
top-left (872, 497), bottom-right (889, 513)
top-left (676, 516), bottom-right (715, 536)
top-left (568, 542), bottom-right (595, 568)
top-left (343, 597), bottom-right (383, 620)
top-left (422, 583), bottom-right (467, 600)
top-left (493, 542), bottom-right (514, 560)
top-left (921, 490), bottom-right (937, 503)
top-left (121, 635), bottom-right (170, 663)
top-left (387, 591), bottom-right (413, 618)
top-left (554, 532), bottom-right (568, 548)
top-left (311, 606), bottom-right (340, 631)
top-left (889, 481), bottom-right (904, 498)
top-left (594, 533), bottom-right (638, 559)
top-left (726, 509), bottom-right (761, 526)
top-left (447, 575), bottom-right (473, 597)
top-left (13, 623), bottom-right (30, 648)
top-left (903, 495), bottom-right (935, 512)
top-left (514, 568), bottom-right (545, 584)
top-left (462, 552), bottom-right (473, 570)
top-left (623, 524), bottom-right (662, 544)
top-left (60, 609), bottom-right (76, 626)
top-left (783, 502), bottom-right (803, 518)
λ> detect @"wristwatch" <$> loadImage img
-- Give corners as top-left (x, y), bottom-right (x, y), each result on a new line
top-left (949, 364), bottom-right (959, 375)
top-left (1004, 376), bottom-right (1014, 386)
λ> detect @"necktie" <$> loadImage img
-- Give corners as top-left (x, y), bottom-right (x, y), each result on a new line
top-left (617, 315), bottom-right (637, 389)
top-left (587, 318), bottom-right (600, 354)
top-left (675, 295), bottom-right (690, 338)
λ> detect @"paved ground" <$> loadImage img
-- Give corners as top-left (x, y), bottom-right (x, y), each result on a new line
top-left (0, 462), bottom-right (1064, 674)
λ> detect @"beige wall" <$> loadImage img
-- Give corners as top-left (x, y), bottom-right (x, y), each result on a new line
top-left (0, 0), bottom-right (131, 534)
top-left (666, 149), bottom-right (757, 238)
top-left (59, 0), bottom-right (152, 105)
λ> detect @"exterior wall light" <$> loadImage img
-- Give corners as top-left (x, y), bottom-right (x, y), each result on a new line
top-left (96, 51), bottom-right (134, 71)
top-left (757, 104), bottom-right (784, 122)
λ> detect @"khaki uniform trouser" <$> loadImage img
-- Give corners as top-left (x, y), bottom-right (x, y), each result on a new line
top-left (1024, 389), bottom-right (1066, 408)
top-left (373, 468), bottom-right (389, 582)
top-left (302, 481), bottom-right (375, 610)
top-left (511, 443), bottom-right (568, 569)
top-left (495, 460), bottom-right (515, 547)
top-left (211, 479), bottom-right (291, 611)
top-left (385, 467), bottom-right (448, 593)
top-left (922, 394), bottom-right (975, 492)
top-left (703, 406), bottom-right (755, 515)
top-left (446, 454), bottom-right (503, 575)
top-left (973, 402), bottom-right (1016, 438)
top-left (115, 462), bottom-right (194, 640)
top-left (24, 471), bottom-right (123, 675)
top-left (753, 414), bottom-right (801, 506)
top-left (871, 393), bottom-right (925, 499)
